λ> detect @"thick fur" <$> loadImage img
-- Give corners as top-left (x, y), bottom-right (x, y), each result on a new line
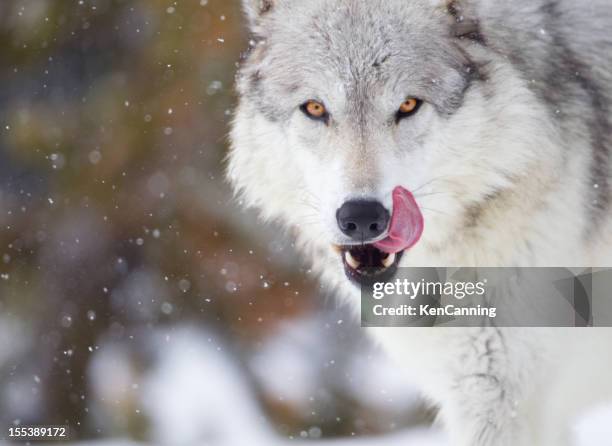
top-left (228, 1), bottom-right (612, 445)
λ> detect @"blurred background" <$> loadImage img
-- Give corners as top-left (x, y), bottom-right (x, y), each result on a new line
top-left (0, 1), bottom-right (437, 444)
top-left (0, 2), bottom-right (609, 445)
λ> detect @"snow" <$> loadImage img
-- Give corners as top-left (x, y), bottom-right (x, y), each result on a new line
top-left (1, 322), bottom-right (611, 445)
top-left (250, 315), bottom-right (421, 420)
top-left (0, 3), bottom-right (609, 446)
top-left (43, 429), bottom-right (446, 446)
top-left (574, 404), bottom-right (612, 445)
top-left (80, 325), bottom-right (611, 446)
top-left (83, 325), bottom-right (440, 446)
top-left (139, 328), bottom-right (274, 446)
top-left (0, 316), bottom-right (30, 367)
top-left (7, 418), bottom-right (612, 446)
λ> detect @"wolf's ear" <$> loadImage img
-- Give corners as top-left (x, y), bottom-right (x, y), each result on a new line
top-left (242, 0), bottom-right (275, 33)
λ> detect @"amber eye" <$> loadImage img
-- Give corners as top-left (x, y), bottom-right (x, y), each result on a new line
top-left (300, 100), bottom-right (328, 122)
top-left (397, 97), bottom-right (423, 121)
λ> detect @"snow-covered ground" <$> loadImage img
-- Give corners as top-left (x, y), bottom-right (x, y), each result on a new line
top-left (2, 324), bottom-right (610, 445)
top-left (81, 325), bottom-right (610, 446)
top-left (574, 404), bottom-right (612, 446)
top-left (49, 429), bottom-right (447, 446)
top-left (88, 325), bottom-right (432, 446)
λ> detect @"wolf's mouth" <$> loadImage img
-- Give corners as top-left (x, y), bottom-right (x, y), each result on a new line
top-left (334, 186), bottom-right (422, 287)
top-left (339, 244), bottom-right (404, 286)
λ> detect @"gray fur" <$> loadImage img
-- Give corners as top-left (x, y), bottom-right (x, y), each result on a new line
top-left (229, 2), bottom-right (612, 445)
top-left (237, 0), bottom-right (612, 233)
top-left (463, 0), bottom-right (612, 224)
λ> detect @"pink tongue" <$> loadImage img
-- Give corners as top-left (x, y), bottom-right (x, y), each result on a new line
top-left (374, 186), bottom-right (424, 254)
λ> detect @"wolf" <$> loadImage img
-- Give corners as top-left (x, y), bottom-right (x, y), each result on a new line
top-left (227, 0), bottom-right (612, 444)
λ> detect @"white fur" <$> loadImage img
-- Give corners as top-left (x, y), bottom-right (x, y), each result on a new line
top-left (228, 1), bottom-right (612, 444)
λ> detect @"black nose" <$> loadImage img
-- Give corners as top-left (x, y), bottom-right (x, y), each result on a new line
top-left (336, 200), bottom-right (390, 241)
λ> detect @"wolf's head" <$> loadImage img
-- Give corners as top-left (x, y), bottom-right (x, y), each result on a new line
top-left (228, 0), bottom-right (563, 290)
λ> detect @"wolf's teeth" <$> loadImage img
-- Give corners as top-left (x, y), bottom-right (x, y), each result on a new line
top-left (381, 252), bottom-right (396, 268)
top-left (345, 251), bottom-right (361, 269)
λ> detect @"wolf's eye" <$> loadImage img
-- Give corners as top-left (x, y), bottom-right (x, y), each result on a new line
top-left (396, 98), bottom-right (423, 121)
top-left (300, 100), bottom-right (328, 122)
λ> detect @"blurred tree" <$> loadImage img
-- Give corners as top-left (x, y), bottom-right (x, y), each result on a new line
top-left (0, 1), bottom-right (428, 442)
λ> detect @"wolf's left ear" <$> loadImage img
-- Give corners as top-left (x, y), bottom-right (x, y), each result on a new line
top-left (242, 0), bottom-right (275, 33)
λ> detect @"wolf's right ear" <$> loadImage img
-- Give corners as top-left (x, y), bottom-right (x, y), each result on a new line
top-left (242, 0), bottom-right (275, 34)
